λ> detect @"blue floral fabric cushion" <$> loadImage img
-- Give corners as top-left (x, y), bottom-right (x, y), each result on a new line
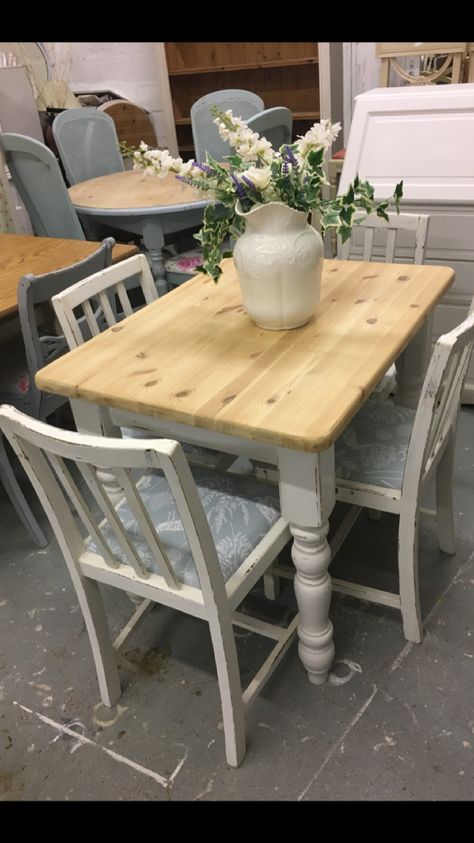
top-left (335, 402), bottom-right (416, 489)
top-left (87, 467), bottom-right (281, 588)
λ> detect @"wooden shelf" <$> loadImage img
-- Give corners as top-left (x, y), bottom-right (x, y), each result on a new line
top-left (293, 111), bottom-right (320, 120)
top-left (166, 42), bottom-right (321, 158)
top-left (168, 57), bottom-right (318, 76)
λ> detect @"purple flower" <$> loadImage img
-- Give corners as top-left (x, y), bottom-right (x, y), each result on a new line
top-left (230, 171), bottom-right (245, 198)
top-left (193, 161), bottom-right (214, 174)
top-left (241, 175), bottom-right (259, 195)
top-left (284, 145), bottom-right (299, 169)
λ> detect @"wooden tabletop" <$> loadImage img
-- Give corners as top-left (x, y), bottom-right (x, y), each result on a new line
top-left (69, 170), bottom-right (208, 213)
top-left (36, 258), bottom-right (454, 453)
top-left (0, 234), bottom-right (138, 320)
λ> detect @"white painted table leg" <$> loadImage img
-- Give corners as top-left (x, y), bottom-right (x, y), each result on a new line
top-left (277, 447), bottom-right (336, 684)
top-left (70, 399), bottom-right (124, 507)
top-left (395, 313), bottom-right (433, 409)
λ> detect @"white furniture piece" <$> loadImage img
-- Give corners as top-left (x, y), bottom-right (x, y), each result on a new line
top-left (332, 301), bottom-right (474, 642)
top-left (339, 83), bottom-right (474, 402)
top-left (36, 258), bottom-right (455, 685)
top-left (262, 300), bottom-right (474, 642)
top-left (337, 210), bottom-right (430, 399)
top-left (51, 254), bottom-right (235, 471)
top-left (0, 405), bottom-right (295, 767)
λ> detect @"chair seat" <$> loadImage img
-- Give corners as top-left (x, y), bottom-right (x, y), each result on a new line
top-left (87, 467), bottom-right (281, 588)
top-left (335, 401), bottom-right (416, 489)
top-left (165, 249), bottom-right (203, 289)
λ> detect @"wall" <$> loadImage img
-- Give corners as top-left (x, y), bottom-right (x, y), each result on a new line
top-left (44, 42), bottom-right (176, 150)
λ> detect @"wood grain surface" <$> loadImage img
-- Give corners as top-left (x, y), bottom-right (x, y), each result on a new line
top-left (0, 234), bottom-right (137, 319)
top-left (36, 257), bottom-right (454, 452)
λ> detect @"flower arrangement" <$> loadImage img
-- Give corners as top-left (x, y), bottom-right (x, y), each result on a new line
top-left (128, 107), bottom-right (403, 282)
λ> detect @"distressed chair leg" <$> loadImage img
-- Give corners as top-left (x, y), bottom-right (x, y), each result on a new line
top-left (436, 430), bottom-right (456, 555)
top-left (0, 433), bottom-right (48, 547)
top-left (263, 559), bottom-right (281, 600)
top-left (398, 504), bottom-right (423, 643)
top-left (208, 619), bottom-right (246, 768)
top-left (76, 576), bottom-right (122, 707)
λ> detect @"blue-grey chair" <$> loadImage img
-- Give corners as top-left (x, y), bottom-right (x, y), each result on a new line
top-left (0, 132), bottom-right (85, 239)
top-left (0, 238), bottom-right (115, 546)
top-left (52, 108), bottom-right (124, 186)
top-left (190, 89), bottom-right (264, 162)
top-left (246, 107), bottom-right (293, 151)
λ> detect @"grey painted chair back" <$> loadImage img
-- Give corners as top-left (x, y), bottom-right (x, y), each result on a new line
top-left (0, 133), bottom-right (85, 239)
top-left (246, 107), bottom-right (293, 151)
top-left (191, 89), bottom-right (264, 162)
top-left (52, 108), bottom-right (125, 186)
top-left (17, 237), bottom-right (115, 420)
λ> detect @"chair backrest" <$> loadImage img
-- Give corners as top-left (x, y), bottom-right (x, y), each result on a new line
top-left (246, 107), bottom-right (293, 151)
top-left (376, 42), bottom-right (469, 86)
top-left (190, 89), bottom-right (264, 162)
top-left (404, 299), bottom-right (474, 498)
top-left (51, 253), bottom-right (158, 349)
top-left (0, 405), bottom-right (227, 601)
top-left (337, 212), bottom-right (430, 265)
top-left (0, 133), bottom-right (85, 239)
top-left (17, 238), bottom-right (115, 420)
top-left (52, 108), bottom-right (125, 186)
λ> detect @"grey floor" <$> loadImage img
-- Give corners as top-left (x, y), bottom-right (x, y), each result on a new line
top-left (1, 408), bottom-right (473, 801)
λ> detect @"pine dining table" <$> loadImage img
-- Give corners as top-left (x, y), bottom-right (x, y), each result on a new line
top-left (36, 256), bottom-right (455, 684)
top-left (0, 233), bottom-right (137, 321)
top-left (68, 170), bottom-right (208, 296)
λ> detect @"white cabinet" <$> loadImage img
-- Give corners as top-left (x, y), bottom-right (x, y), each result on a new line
top-left (339, 83), bottom-right (474, 402)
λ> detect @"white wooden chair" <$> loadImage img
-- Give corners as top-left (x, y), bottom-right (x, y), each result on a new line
top-left (336, 211), bottom-right (429, 265)
top-left (337, 212), bottom-right (430, 400)
top-left (262, 300), bottom-right (474, 643)
top-left (51, 254), bottom-right (235, 470)
top-left (0, 405), bottom-right (295, 767)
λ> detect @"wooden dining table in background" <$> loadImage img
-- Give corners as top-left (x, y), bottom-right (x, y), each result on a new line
top-left (68, 170), bottom-right (208, 296)
top-left (0, 233), bottom-right (138, 321)
top-left (36, 256), bottom-right (455, 685)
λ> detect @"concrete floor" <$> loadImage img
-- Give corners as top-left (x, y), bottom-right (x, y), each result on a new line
top-left (0, 407), bottom-right (473, 801)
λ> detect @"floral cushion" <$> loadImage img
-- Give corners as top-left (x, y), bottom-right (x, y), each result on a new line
top-left (164, 250), bottom-right (203, 276)
top-left (86, 467), bottom-right (281, 588)
top-left (335, 402), bottom-right (416, 489)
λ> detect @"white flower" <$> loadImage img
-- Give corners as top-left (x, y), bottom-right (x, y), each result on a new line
top-left (244, 165), bottom-right (272, 191)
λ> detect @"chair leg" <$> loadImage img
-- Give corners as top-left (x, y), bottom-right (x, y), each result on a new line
top-left (0, 433), bottom-right (48, 547)
top-left (263, 558), bottom-right (280, 600)
top-left (436, 430), bottom-right (456, 555)
top-left (75, 575), bottom-right (122, 707)
top-left (398, 504), bottom-right (423, 643)
top-left (208, 616), bottom-right (246, 767)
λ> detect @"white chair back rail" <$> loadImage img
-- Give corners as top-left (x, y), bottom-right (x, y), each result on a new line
top-left (51, 254), bottom-right (157, 349)
top-left (0, 406), bottom-right (293, 767)
top-left (337, 212), bottom-right (430, 265)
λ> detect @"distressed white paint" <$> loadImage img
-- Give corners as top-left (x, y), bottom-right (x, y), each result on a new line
top-left (2, 406), bottom-right (295, 768)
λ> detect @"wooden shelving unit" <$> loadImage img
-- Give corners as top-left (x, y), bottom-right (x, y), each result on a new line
top-left (164, 42), bottom-right (321, 159)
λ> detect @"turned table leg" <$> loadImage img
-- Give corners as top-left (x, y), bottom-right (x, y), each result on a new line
top-left (277, 447), bottom-right (336, 684)
top-left (142, 219), bottom-right (168, 297)
top-left (395, 313), bottom-right (433, 409)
